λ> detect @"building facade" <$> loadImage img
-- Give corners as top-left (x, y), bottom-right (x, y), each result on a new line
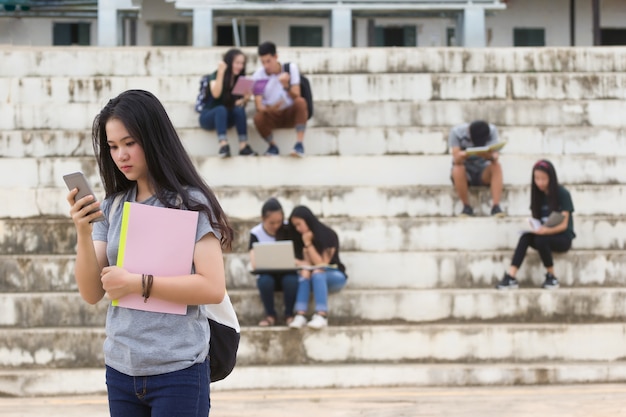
top-left (1, 0), bottom-right (625, 48)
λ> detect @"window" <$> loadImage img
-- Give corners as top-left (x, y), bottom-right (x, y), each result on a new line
top-left (447, 27), bottom-right (457, 47)
top-left (290, 26), bottom-right (323, 47)
top-left (513, 28), bottom-right (545, 47)
top-left (600, 29), bottom-right (626, 45)
top-left (373, 26), bottom-right (417, 47)
top-left (152, 23), bottom-right (189, 46)
top-left (53, 23), bottom-right (90, 46)
top-left (217, 25), bottom-right (259, 46)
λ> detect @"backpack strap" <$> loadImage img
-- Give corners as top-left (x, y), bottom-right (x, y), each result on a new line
top-left (282, 62), bottom-right (291, 75)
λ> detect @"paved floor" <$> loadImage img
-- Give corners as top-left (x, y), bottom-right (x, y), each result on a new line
top-left (2, 384), bottom-right (626, 417)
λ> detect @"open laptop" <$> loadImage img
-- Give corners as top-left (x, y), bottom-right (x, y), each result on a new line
top-left (250, 241), bottom-right (298, 274)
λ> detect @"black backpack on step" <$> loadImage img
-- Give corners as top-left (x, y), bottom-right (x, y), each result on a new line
top-left (284, 62), bottom-right (313, 120)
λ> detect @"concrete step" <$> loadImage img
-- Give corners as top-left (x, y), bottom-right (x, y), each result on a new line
top-left (2, 155), bottom-right (625, 189)
top-left (4, 288), bottom-right (626, 328)
top-left (0, 216), bottom-right (624, 254)
top-left (3, 362), bottom-right (626, 396)
top-left (3, 100), bottom-right (626, 130)
top-left (3, 47), bottom-right (626, 77)
top-left (2, 250), bottom-right (625, 292)
top-left (2, 323), bottom-right (626, 369)
top-left (6, 73), bottom-right (626, 105)
top-left (2, 184), bottom-right (624, 219)
top-left (4, 126), bottom-right (626, 158)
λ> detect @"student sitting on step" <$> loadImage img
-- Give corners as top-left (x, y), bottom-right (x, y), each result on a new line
top-left (195, 48), bottom-right (258, 158)
top-left (249, 198), bottom-right (299, 326)
top-left (287, 206), bottom-right (347, 330)
top-left (252, 41), bottom-right (308, 157)
top-left (497, 159), bottom-right (576, 290)
top-left (449, 120), bottom-right (504, 217)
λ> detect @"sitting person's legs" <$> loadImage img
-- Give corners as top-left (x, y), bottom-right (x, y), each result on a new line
top-left (280, 273), bottom-right (299, 320)
top-left (480, 160), bottom-right (504, 216)
top-left (253, 109), bottom-right (281, 155)
top-left (228, 106), bottom-right (256, 155)
top-left (199, 105), bottom-right (230, 157)
top-left (256, 274), bottom-right (277, 325)
top-left (451, 163), bottom-right (472, 216)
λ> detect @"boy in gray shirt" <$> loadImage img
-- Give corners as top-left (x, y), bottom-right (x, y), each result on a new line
top-left (449, 120), bottom-right (504, 217)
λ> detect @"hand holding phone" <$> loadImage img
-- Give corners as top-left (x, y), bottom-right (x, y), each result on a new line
top-left (63, 171), bottom-right (105, 223)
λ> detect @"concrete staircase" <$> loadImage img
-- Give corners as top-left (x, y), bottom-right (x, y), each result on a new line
top-left (1, 46), bottom-right (626, 396)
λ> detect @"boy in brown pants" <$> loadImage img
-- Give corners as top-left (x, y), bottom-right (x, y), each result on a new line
top-left (252, 41), bottom-right (308, 157)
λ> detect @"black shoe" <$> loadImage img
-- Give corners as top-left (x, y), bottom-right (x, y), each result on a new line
top-left (491, 204), bottom-right (505, 217)
top-left (459, 205), bottom-right (474, 217)
top-left (218, 144), bottom-right (231, 158)
top-left (496, 273), bottom-right (519, 290)
top-left (239, 144), bottom-right (257, 156)
top-left (542, 273), bottom-right (560, 289)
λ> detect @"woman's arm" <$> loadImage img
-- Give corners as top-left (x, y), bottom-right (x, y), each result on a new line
top-left (100, 233), bottom-right (226, 305)
top-left (535, 211), bottom-right (570, 236)
top-left (209, 62), bottom-right (227, 99)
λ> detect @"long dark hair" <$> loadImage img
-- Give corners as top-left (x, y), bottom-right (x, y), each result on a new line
top-left (208, 48), bottom-right (246, 109)
top-left (92, 89), bottom-right (234, 250)
top-left (530, 159), bottom-right (559, 219)
top-left (288, 205), bottom-right (336, 258)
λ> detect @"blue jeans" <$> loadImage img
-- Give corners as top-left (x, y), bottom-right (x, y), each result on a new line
top-left (199, 105), bottom-right (247, 142)
top-left (106, 360), bottom-right (210, 417)
top-left (294, 269), bottom-right (347, 314)
top-left (257, 273), bottom-right (298, 318)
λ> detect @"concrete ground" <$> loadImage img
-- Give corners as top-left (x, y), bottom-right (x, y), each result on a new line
top-left (2, 384), bottom-right (626, 417)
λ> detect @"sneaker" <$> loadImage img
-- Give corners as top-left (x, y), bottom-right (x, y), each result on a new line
top-left (238, 144), bottom-right (257, 156)
top-left (290, 142), bottom-right (305, 158)
top-left (264, 144), bottom-right (279, 156)
top-left (307, 314), bottom-right (328, 330)
top-left (288, 314), bottom-right (307, 329)
top-left (496, 273), bottom-right (519, 290)
top-left (459, 205), bottom-right (474, 217)
top-left (491, 204), bottom-right (505, 217)
top-left (542, 273), bottom-right (560, 289)
top-left (218, 144), bottom-right (231, 158)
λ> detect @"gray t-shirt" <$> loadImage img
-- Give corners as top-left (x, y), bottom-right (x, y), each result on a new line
top-left (92, 186), bottom-right (217, 376)
top-left (448, 122), bottom-right (499, 172)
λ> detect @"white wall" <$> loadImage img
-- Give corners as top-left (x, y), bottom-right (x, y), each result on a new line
top-left (1, 0), bottom-right (625, 47)
top-left (0, 17), bottom-right (96, 46)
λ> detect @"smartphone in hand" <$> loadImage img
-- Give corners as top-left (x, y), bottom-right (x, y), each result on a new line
top-left (63, 171), bottom-right (105, 223)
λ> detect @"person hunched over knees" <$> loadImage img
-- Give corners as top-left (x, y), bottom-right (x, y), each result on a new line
top-left (497, 159), bottom-right (576, 290)
top-left (195, 48), bottom-right (258, 158)
top-left (449, 120), bottom-right (504, 217)
top-left (286, 206), bottom-right (347, 330)
top-left (252, 41), bottom-right (308, 157)
top-left (249, 198), bottom-right (298, 326)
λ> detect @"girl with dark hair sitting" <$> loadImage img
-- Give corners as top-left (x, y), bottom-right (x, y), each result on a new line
top-left (196, 48), bottom-right (257, 157)
top-left (497, 159), bottom-right (575, 290)
top-left (287, 206), bottom-right (347, 329)
top-left (249, 198), bottom-right (298, 326)
top-left (67, 89), bottom-right (233, 416)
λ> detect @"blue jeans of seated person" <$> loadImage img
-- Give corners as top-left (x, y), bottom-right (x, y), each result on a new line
top-left (257, 273), bottom-right (299, 318)
top-left (106, 360), bottom-right (210, 417)
top-left (199, 105), bottom-right (247, 142)
top-left (294, 269), bottom-right (347, 314)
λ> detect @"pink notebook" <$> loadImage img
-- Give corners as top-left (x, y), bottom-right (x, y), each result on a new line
top-left (112, 202), bottom-right (199, 315)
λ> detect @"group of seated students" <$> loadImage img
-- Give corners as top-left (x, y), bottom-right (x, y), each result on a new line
top-left (201, 44), bottom-right (577, 325)
top-left (195, 41), bottom-right (307, 158)
top-left (248, 198), bottom-right (347, 329)
top-left (450, 121), bottom-right (575, 290)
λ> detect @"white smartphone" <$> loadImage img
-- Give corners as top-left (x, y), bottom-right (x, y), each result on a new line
top-left (63, 171), bottom-right (105, 223)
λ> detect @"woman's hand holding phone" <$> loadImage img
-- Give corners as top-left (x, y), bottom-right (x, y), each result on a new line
top-left (66, 188), bottom-right (103, 232)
